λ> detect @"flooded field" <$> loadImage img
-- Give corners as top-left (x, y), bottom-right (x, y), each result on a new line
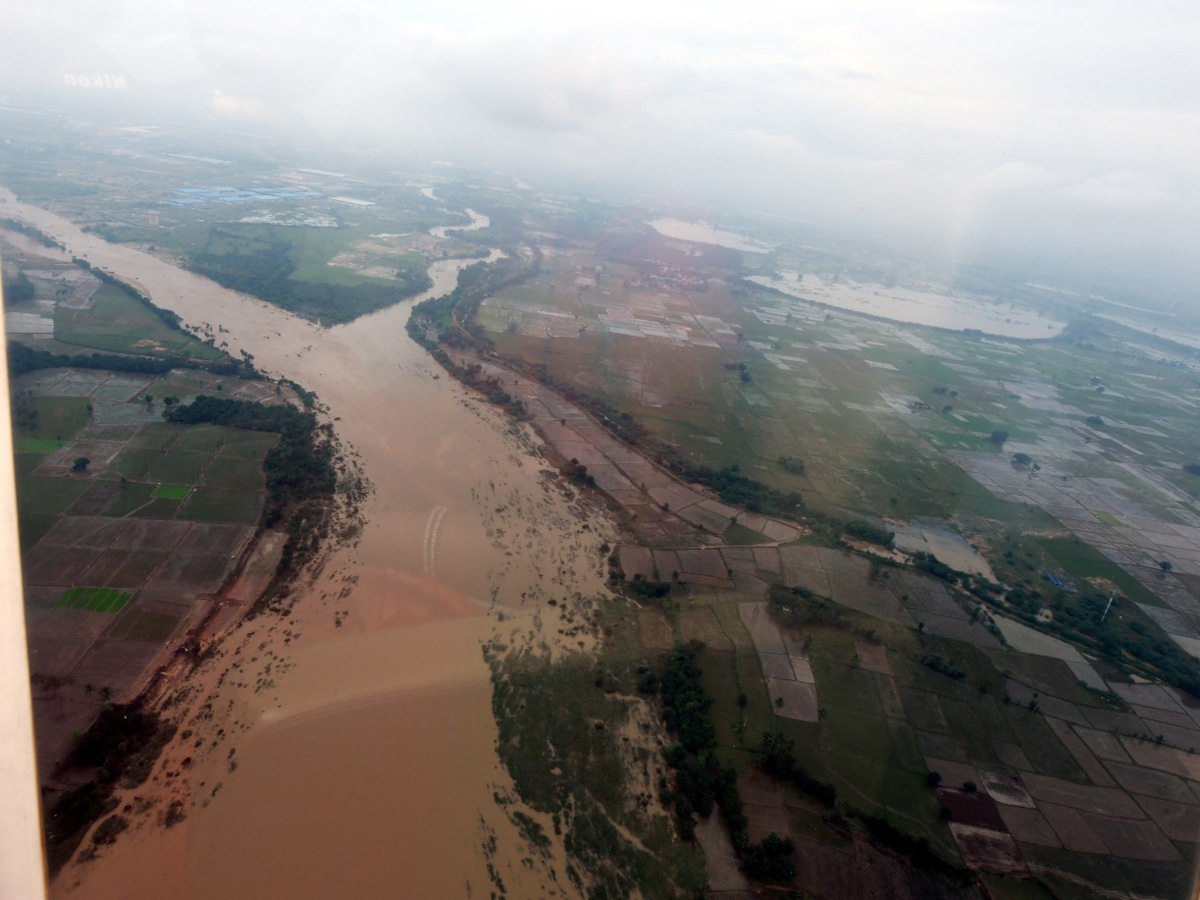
top-left (891, 521), bottom-right (998, 582)
top-left (1, 188), bottom-right (612, 898)
top-left (648, 217), bottom-right (774, 253)
top-left (748, 272), bottom-right (1066, 338)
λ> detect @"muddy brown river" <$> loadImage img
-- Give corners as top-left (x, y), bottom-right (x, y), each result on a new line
top-left (1, 188), bottom-right (612, 899)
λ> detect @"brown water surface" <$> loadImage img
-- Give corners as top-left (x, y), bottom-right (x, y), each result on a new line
top-left (1, 188), bottom-right (610, 899)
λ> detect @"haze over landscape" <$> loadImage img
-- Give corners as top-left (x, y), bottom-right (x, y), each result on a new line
top-left (4, 0), bottom-right (1199, 294)
top-left (5, 4), bottom-right (1200, 900)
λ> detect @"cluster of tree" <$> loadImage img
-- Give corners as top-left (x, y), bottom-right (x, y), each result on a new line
top-left (911, 551), bottom-right (959, 584)
top-left (776, 455), bottom-right (806, 475)
top-left (1004, 586), bottom-right (1043, 615)
top-left (741, 833), bottom-right (796, 882)
top-left (2, 269), bottom-right (35, 303)
top-left (920, 654), bottom-right (966, 680)
top-left (986, 584), bottom-right (1200, 698)
top-left (757, 731), bottom-right (968, 880)
top-left (767, 584), bottom-right (850, 631)
top-left (656, 642), bottom-right (749, 848)
top-left (44, 702), bottom-right (174, 873)
top-left (11, 390), bottom-right (39, 431)
top-left (189, 225), bottom-right (432, 324)
top-left (758, 731), bottom-right (839, 805)
top-left (722, 361), bottom-right (752, 382)
top-left (559, 457), bottom-right (594, 486)
top-left (629, 576), bottom-right (670, 601)
top-left (844, 518), bottom-right (895, 549)
top-left (1, 217), bottom-right (63, 249)
top-left (7, 340), bottom-right (250, 380)
top-left (857, 813), bottom-right (966, 879)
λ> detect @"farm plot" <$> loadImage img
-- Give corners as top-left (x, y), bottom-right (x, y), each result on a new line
top-left (109, 608), bottom-right (184, 643)
top-left (219, 429), bottom-right (280, 459)
top-left (16, 477), bottom-right (90, 515)
top-left (56, 586), bottom-right (131, 613)
top-left (177, 489), bottom-right (261, 524)
top-left (69, 480), bottom-right (124, 515)
top-left (53, 282), bottom-right (223, 359)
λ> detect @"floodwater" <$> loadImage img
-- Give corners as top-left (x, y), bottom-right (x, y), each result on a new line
top-left (1, 187), bottom-right (611, 899)
top-left (190, 618), bottom-right (521, 900)
top-left (748, 272), bottom-right (1066, 339)
top-left (891, 521), bottom-right (998, 583)
top-left (420, 185), bottom-right (489, 238)
top-left (648, 217), bottom-right (773, 253)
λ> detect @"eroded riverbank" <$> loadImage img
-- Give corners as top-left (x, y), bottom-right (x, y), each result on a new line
top-left (1, 187), bottom-right (618, 899)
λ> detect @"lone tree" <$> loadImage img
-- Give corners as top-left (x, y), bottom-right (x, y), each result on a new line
top-left (990, 429), bottom-right (1009, 446)
top-left (1160, 560), bottom-right (1174, 573)
top-left (72, 457), bottom-right (91, 474)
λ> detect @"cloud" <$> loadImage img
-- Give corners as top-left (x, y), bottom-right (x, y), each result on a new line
top-left (1058, 171), bottom-right (1171, 215)
top-left (1, 0), bottom-right (1198, 288)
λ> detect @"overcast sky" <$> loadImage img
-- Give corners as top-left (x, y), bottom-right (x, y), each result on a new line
top-left (4, 0), bottom-right (1199, 292)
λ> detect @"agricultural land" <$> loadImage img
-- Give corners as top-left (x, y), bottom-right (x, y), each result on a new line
top-left (411, 186), bottom-right (1200, 898)
top-left (3, 223), bottom-right (345, 869)
top-left (7, 112), bottom-right (1200, 898)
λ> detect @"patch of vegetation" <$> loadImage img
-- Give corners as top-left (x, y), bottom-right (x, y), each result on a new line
top-left (2, 268), bottom-right (35, 303)
top-left (188, 223), bottom-right (431, 324)
top-left (741, 832), bottom-right (796, 882)
top-left (91, 814), bottom-right (129, 846)
top-left (845, 518), bottom-right (895, 549)
top-left (1, 217), bottom-right (64, 248)
top-left (777, 455), bottom-right (806, 475)
top-left (722, 522), bottom-right (770, 545)
top-left (44, 702), bottom-right (175, 873)
top-left (655, 641), bottom-right (750, 847)
top-left (488, 646), bottom-right (705, 899)
top-left (164, 395), bottom-right (340, 592)
top-left (152, 484), bottom-right (191, 500)
top-left (57, 587), bottom-right (131, 613)
top-left (164, 396), bottom-right (334, 518)
top-left (912, 551), bottom-right (959, 584)
top-left (7, 339), bottom-right (249, 380)
top-left (10, 392), bottom-right (90, 442)
top-left (757, 731), bottom-right (969, 880)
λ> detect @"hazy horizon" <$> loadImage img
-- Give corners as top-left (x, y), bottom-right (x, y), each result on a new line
top-left (2, 0), bottom-right (1198, 297)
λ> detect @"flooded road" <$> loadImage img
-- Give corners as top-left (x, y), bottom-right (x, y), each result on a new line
top-left (1, 188), bottom-right (612, 899)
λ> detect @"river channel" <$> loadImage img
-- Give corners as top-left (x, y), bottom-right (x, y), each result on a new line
top-left (1, 187), bottom-right (611, 899)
